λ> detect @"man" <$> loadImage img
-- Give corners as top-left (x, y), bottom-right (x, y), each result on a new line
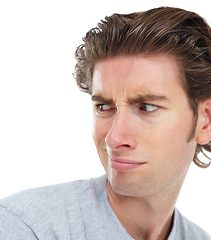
top-left (0, 6), bottom-right (211, 240)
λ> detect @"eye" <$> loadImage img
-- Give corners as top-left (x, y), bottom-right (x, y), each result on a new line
top-left (139, 103), bottom-right (159, 112)
top-left (95, 104), bottom-right (115, 116)
top-left (97, 104), bottom-right (112, 112)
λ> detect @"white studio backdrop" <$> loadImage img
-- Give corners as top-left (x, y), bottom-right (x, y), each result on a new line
top-left (0, 0), bottom-right (210, 235)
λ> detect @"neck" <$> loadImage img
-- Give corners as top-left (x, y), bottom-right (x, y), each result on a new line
top-left (107, 182), bottom-right (178, 240)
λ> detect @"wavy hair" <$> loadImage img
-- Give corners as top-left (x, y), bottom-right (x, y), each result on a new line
top-left (74, 7), bottom-right (211, 168)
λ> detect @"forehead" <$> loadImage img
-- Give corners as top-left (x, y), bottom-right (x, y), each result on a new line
top-left (92, 54), bottom-right (185, 100)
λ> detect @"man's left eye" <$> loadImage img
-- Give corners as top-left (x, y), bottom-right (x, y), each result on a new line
top-left (139, 104), bottom-right (159, 112)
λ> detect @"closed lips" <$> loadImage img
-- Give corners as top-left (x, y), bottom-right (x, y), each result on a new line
top-left (110, 158), bottom-right (145, 164)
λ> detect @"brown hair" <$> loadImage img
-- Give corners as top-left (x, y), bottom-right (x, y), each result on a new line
top-left (74, 7), bottom-right (211, 168)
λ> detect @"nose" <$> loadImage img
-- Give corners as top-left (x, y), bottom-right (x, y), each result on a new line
top-left (105, 108), bottom-right (137, 151)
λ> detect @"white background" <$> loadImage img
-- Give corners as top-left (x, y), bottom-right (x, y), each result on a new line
top-left (0, 0), bottom-right (210, 235)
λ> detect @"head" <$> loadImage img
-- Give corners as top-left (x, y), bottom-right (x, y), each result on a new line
top-left (74, 6), bottom-right (211, 168)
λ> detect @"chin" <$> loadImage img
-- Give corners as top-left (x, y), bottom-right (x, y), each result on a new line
top-left (107, 170), bottom-right (146, 197)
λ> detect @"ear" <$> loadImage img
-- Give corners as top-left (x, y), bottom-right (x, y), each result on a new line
top-left (196, 99), bottom-right (211, 145)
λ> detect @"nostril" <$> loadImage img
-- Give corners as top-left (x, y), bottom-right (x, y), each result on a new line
top-left (116, 144), bottom-right (131, 149)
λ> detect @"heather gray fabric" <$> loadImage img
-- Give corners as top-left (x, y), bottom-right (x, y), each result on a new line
top-left (0, 175), bottom-right (210, 240)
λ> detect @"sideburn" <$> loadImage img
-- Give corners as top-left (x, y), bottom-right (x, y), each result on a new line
top-left (187, 100), bottom-right (199, 142)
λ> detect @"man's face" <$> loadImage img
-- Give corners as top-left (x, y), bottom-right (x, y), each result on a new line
top-left (92, 54), bottom-right (198, 198)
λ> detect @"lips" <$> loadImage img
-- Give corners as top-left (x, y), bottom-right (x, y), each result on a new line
top-left (109, 157), bottom-right (146, 171)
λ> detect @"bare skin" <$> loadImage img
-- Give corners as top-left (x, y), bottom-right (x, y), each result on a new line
top-left (107, 180), bottom-right (176, 240)
top-left (92, 54), bottom-right (210, 240)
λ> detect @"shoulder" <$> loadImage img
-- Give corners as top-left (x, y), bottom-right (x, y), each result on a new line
top-left (0, 174), bottom-right (106, 212)
top-left (171, 209), bottom-right (211, 240)
top-left (0, 177), bottom-right (89, 216)
top-left (0, 175), bottom-right (107, 239)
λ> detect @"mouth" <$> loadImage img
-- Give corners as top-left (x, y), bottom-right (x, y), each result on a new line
top-left (109, 157), bottom-right (146, 171)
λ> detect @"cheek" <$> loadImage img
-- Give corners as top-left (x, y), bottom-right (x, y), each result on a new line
top-left (92, 117), bottom-right (109, 150)
top-left (149, 117), bottom-right (195, 165)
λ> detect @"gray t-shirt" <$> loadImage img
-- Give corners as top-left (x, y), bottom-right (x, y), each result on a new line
top-left (0, 175), bottom-right (210, 240)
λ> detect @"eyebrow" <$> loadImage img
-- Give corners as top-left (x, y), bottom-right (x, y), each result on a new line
top-left (91, 95), bottom-right (114, 104)
top-left (127, 93), bottom-right (169, 104)
top-left (91, 93), bottom-right (169, 105)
